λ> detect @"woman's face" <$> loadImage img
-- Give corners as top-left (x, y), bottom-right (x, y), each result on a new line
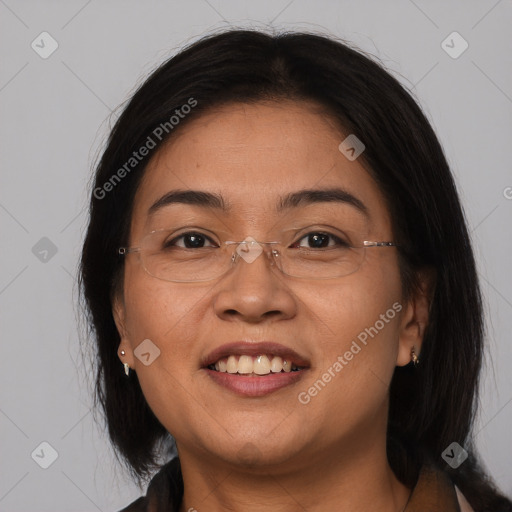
top-left (114, 100), bottom-right (417, 470)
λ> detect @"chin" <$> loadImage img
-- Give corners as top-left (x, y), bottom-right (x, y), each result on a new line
top-left (201, 430), bottom-right (308, 471)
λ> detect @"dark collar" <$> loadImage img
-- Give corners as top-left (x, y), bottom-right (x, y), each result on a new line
top-left (119, 458), bottom-right (461, 512)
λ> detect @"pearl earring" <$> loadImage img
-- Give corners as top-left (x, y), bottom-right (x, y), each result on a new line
top-left (120, 350), bottom-right (130, 376)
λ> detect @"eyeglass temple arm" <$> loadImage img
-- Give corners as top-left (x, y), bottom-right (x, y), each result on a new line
top-left (118, 247), bottom-right (141, 255)
top-left (363, 241), bottom-right (397, 247)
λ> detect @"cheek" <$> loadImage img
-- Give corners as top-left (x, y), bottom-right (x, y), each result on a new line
top-left (121, 265), bottom-right (210, 390)
top-left (311, 255), bottom-right (402, 346)
top-left (121, 271), bottom-right (209, 433)
top-left (302, 258), bottom-right (402, 413)
top-left (122, 261), bottom-right (201, 344)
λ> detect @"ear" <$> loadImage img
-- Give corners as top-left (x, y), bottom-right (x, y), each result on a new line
top-left (112, 293), bottom-right (135, 367)
top-left (396, 267), bottom-right (436, 366)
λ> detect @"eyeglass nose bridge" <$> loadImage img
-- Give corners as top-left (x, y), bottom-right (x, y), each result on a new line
top-left (225, 237), bottom-right (281, 268)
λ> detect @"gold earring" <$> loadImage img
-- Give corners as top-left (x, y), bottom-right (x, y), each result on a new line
top-left (411, 347), bottom-right (419, 366)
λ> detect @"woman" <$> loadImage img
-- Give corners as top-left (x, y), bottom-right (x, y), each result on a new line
top-left (79, 29), bottom-right (512, 511)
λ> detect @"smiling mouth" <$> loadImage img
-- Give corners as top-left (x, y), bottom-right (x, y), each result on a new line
top-left (207, 354), bottom-right (306, 376)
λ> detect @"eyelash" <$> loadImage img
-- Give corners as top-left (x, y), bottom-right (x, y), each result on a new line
top-left (165, 231), bottom-right (349, 249)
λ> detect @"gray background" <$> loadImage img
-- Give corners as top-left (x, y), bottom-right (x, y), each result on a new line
top-left (1, 0), bottom-right (511, 510)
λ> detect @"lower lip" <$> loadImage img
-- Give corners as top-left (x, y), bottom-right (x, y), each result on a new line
top-left (204, 368), bottom-right (307, 397)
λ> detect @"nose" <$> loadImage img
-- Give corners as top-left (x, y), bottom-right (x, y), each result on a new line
top-left (212, 242), bottom-right (297, 323)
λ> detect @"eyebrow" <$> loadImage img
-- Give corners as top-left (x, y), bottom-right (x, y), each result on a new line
top-left (148, 187), bottom-right (369, 218)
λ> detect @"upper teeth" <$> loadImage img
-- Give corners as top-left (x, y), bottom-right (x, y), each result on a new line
top-left (211, 355), bottom-right (301, 375)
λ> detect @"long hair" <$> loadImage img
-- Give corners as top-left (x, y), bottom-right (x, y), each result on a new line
top-left (79, 29), bottom-right (511, 510)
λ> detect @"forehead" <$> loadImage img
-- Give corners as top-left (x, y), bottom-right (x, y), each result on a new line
top-left (131, 101), bottom-right (392, 234)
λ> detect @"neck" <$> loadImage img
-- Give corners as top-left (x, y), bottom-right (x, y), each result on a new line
top-left (177, 431), bottom-right (411, 512)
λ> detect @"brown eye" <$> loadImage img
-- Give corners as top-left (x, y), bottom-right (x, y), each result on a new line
top-left (165, 232), bottom-right (217, 249)
top-left (293, 232), bottom-right (350, 249)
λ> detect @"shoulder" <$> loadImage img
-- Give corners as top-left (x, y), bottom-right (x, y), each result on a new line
top-left (406, 463), bottom-right (464, 511)
top-left (116, 457), bottom-right (183, 512)
top-left (408, 464), bottom-right (477, 512)
top-left (455, 486), bottom-right (475, 512)
top-left (118, 496), bottom-right (148, 512)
